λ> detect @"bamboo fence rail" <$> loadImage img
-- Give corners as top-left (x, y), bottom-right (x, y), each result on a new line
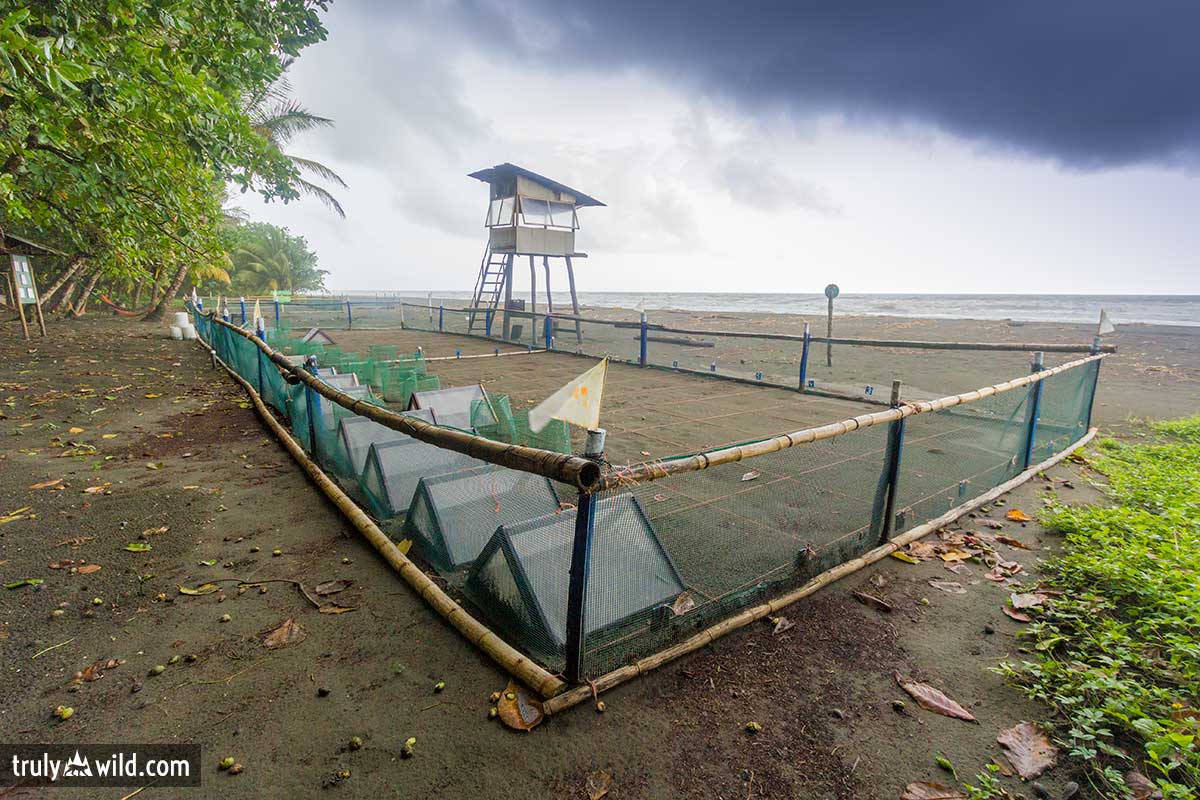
top-left (196, 333), bottom-right (568, 699)
top-left (543, 425), bottom-right (1098, 715)
top-left (598, 353), bottom-right (1106, 489)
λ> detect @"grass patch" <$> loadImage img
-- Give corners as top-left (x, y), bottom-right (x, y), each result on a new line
top-left (998, 416), bottom-right (1200, 799)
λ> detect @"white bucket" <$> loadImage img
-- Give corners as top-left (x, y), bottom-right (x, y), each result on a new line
top-left (173, 311), bottom-right (190, 328)
top-left (182, 324), bottom-right (198, 340)
top-left (169, 325), bottom-right (183, 340)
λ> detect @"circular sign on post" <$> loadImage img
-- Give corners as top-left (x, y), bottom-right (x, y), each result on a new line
top-left (824, 283), bottom-right (840, 300)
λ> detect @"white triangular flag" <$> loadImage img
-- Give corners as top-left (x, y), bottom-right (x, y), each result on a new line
top-left (252, 299), bottom-right (263, 326)
top-left (1097, 309), bottom-right (1116, 335)
top-left (528, 358), bottom-right (608, 433)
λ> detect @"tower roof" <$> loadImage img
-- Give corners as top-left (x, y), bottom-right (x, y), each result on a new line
top-left (468, 163), bottom-right (605, 208)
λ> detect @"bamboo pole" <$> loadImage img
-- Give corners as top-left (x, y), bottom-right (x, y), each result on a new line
top-left (599, 353), bottom-right (1107, 489)
top-left (197, 335), bottom-right (568, 699)
top-left (544, 425), bottom-right (1098, 716)
top-left (207, 314), bottom-right (601, 491)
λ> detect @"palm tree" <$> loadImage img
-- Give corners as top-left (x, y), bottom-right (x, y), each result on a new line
top-left (246, 60), bottom-right (347, 218)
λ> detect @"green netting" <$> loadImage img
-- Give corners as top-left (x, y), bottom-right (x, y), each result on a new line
top-left (513, 409), bottom-right (572, 454)
top-left (358, 438), bottom-right (486, 525)
top-left (368, 344), bottom-right (398, 362)
top-left (472, 394), bottom-right (516, 442)
top-left (409, 384), bottom-right (482, 430)
top-left (404, 464), bottom-right (563, 573)
top-left (1031, 362), bottom-right (1096, 463)
top-left (463, 493), bottom-right (685, 672)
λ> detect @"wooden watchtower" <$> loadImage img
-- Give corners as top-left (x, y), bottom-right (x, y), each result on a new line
top-left (466, 163), bottom-right (604, 342)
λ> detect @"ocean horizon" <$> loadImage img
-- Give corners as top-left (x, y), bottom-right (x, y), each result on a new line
top-left (331, 290), bottom-right (1200, 328)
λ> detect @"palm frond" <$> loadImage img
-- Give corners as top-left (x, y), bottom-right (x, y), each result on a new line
top-left (254, 101), bottom-right (334, 144)
top-left (289, 156), bottom-right (348, 188)
top-left (295, 178), bottom-right (346, 218)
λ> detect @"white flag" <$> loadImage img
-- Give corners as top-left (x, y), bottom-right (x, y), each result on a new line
top-left (1098, 309), bottom-right (1116, 335)
top-left (529, 358), bottom-right (609, 433)
top-left (252, 299), bottom-right (263, 326)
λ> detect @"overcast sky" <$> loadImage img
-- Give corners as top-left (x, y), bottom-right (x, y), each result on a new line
top-left (242, 1), bottom-right (1200, 296)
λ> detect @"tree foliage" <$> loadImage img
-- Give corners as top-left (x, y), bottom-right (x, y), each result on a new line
top-left (216, 221), bottom-right (325, 295)
top-left (0, 0), bottom-right (329, 310)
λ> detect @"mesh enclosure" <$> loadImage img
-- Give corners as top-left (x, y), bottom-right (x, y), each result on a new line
top-left (358, 439), bottom-right (486, 525)
top-left (410, 385), bottom-right (490, 431)
top-left (280, 299), bottom-right (349, 331)
top-left (1031, 361), bottom-right (1097, 463)
top-left (405, 464), bottom-right (563, 573)
top-left (463, 493), bottom-right (685, 672)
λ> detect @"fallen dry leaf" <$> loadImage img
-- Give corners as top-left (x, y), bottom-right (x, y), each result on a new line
top-left (83, 484), bottom-right (111, 494)
top-left (740, 469), bottom-right (761, 482)
top-left (29, 478), bottom-right (63, 490)
top-left (178, 583), bottom-right (221, 596)
top-left (496, 679), bottom-right (544, 731)
top-left (1010, 592), bottom-right (1048, 609)
top-left (890, 551), bottom-right (920, 565)
top-left (995, 534), bottom-right (1033, 550)
top-left (670, 592), bottom-right (695, 616)
top-left (996, 721), bottom-right (1058, 779)
top-left (1005, 509), bottom-right (1034, 522)
top-left (1123, 770), bottom-right (1164, 800)
top-left (68, 427), bottom-right (84, 434)
top-left (262, 618), bottom-right (306, 649)
top-left (318, 604), bottom-right (355, 614)
top-left (1002, 606), bottom-right (1033, 623)
top-left (77, 564), bottom-right (101, 575)
top-left (853, 590), bottom-right (893, 612)
top-left (315, 580), bottom-right (351, 596)
top-left (586, 770), bottom-right (613, 800)
top-left (900, 782), bottom-right (967, 800)
top-left (928, 579), bottom-right (967, 595)
top-left (895, 673), bottom-right (977, 722)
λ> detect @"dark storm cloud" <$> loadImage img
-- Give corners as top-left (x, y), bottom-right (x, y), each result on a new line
top-left (444, 0), bottom-right (1200, 169)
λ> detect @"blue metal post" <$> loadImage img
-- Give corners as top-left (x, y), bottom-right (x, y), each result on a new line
top-left (485, 309), bottom-right (493, 338)
top-left (438, 304), bottom-right (444, 332)
top-left (1021, 352), bottom-right (1045, 469)
top-left (798, 322), bottom-right (811, 391)
top-left (346, 300), bottom-right (353, 329)
top-left (565, 429), bottom-right (605, 685)
top-left (304, 356), bottom-right (320, 458)
top-left (254, 320), bottom-right (266, 397)
top-left (239, 298), bottom-right (246, 325)
top-left (543, 314), bottom-right (553, 350)
top-left (274, 300), bottom-right (281, 326)
top-left (639, 311), bottom-right (648, 367)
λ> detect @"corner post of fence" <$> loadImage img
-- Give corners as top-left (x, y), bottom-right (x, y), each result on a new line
top-left (565, 428), bottom-right (605, 685)
top-left (1084, 341), bottom-right (1102, 431)
top-left (346, 300), bottom-right (353, 330)
top-left (798, 322), bottom-right (811, 391)
top-left (303, 356), bottom-right (321, 458)
top-left (438, 304), bottom-right (444, 332)
top-left (254, 318), bottom-right (267, 397)
top-left (1021, 352), bottom-right (1045, 469)
top-left (872, 380), bottom-right (906, 542)
top-left (239, 297), bottom-right (246, 325)
top-left (639, 311), bottom-right (648, 367)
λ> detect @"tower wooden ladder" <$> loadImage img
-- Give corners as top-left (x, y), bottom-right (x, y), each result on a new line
top-left (467, 243), bottom-right (509, 334)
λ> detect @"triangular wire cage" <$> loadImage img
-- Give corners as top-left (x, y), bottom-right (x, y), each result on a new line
top-left (404, 464), bottom-right (563, 573)
top-left (358, 438), bottom-right (486, 525)
top-left (333, 409), bottom-right (435, 482)
top-left (463, 493), bottom-right (686, 665)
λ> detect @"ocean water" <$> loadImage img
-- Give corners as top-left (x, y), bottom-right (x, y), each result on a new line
top-left (349, 291), bottom-right (1200, 327)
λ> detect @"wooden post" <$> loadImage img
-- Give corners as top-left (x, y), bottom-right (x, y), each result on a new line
top-left (870, 380), bottom-right (905, 542)
top-left (564, 255), bottom-right (582, 344)
top-left (799, 322), bottom-right (811, 391)
top-left (1021, 352), bottom-right (1045, 469)
top-left (10, 258), bottom-right (30, 340)
top-left (31, 267), bottom-right (47, 336)
top-left (502, 254), bottom-right (514, 340)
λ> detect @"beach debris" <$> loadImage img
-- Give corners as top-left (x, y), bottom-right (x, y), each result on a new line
top-left (1003, 606), bottom-right (1033, 623)
top-left (895, 673), bottom-right (977, 722)
top-left (853, 590), bottom-right (893, 612)
top-left (745, 721), bottom-right (762, 734)
top-left (77, 564), bottom-right (101, 574)
top-left (124, 542), bottom-right (151, 553)
top-left (985, 561), bottom-right (1024, 582)
top-left (179, 583), bottom-right (221, 596)
top-left (229, 763), bottom-right (244, 775)
top-left (943, 562), bottom-right (973, 577)
top-left (348, 736), bottom-right (363, 751)
top-left (315, 580), bottom-right (351, 596)
top-left (54, 705), bottom-right (74, 721)
top-left (262, 618), bottom-right (305, 649)
top-left (496, 680), bottom-right (543, 731)
top-left (900, 782), bottom-right (966, 800)
top-left (979, 519), bottom-right (1005, 530)
top-left (74, 658), bottom-right (124, 683)
top-left (29, 478), bottom-right (63, 490)
top-left (670, 592), bottom-right (695, 616)
top-left (5, 578), bottom-right (44, 589)
top-left (770, 615), bottom-right (794, 634)
top-left (1010, 591), bottom-right (1048, 609)
top-left (433, 681), bottom-right (445, 693)
top-left (996, 722), bottom-right (1058, 779)
top-left (1, 506), bottom-right (34, 524)
top-left (319, 604), bottom-right (355, 614)
top-left (928, 580), bottom-right (967, 595)
top-left (83, 484), bottom-right (111, 494)
top-left (938, 548), bottom-right (974, 563)
top-left (740, 469), bottom-right (761, 482)
top-left (1005, 509), bottom-right (1034, 522)
top-left (149, 665), bottom-right (166, 676)
top-left (890, 551), bottom-right (920, 565)
top-left (219, 757), bottom-right (235, 771)
top-left (401, 737), bottom-right (417, 758)
top-left (906, 541), bottom-right (938, 560)
top-left (586, 769), bottom-right (613, 800)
